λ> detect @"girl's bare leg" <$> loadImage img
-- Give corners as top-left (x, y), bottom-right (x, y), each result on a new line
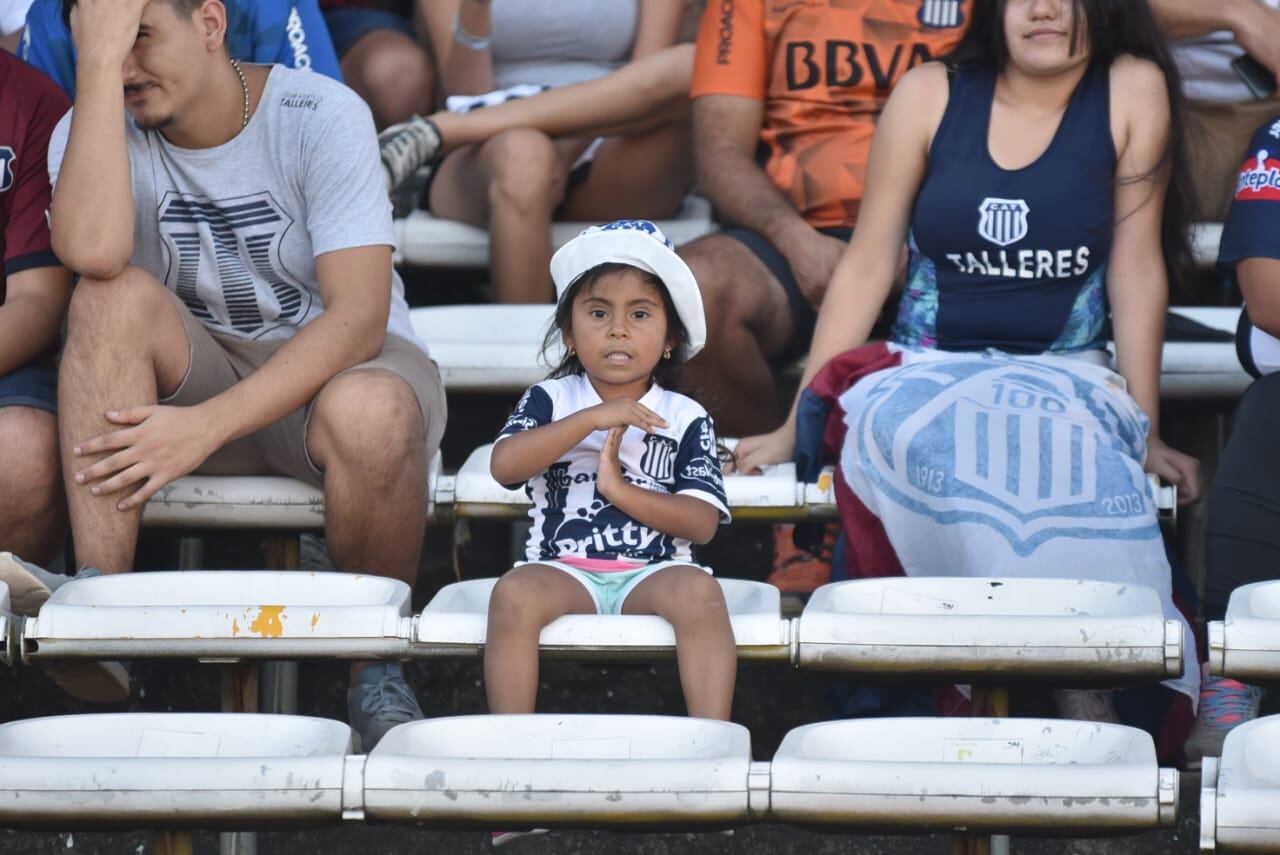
top-left (622, 566), bottom-right (737, 720)
top-left (557, 115), bottom-right (694, 223)
top-left (484, 563), bottom-right (596, 713)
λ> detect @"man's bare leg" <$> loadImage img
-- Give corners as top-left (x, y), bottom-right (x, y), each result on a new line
top-left (306, 368), bottom-right (429, 589)
top-left (0, 407), bottom-right (64, 564)
top-left (57, 267), bottom-right (191, 573)
top-left (678, 234), bottom-right (796, 436)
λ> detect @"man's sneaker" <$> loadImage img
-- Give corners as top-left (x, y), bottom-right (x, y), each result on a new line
top-left (1184, 676), bottom-right (1263, 769)
top-left (1052, 689), bottom-right (1121, 723)
top-left (378, 115), bottom-right (443, 193)
top-left (347, 662), bottom-right (424, 752)
top-left (766, 524), bottom-right (834, 610)
top-left (0, 552), bottom-right (100, 615)
top-left (491, 829), bottom-right (549, 847)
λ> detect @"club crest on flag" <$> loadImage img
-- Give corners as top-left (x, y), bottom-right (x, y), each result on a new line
top-left (918, 0), bottom-right (964, 29)
top-left (977, 197), bottom-right (1030, 247)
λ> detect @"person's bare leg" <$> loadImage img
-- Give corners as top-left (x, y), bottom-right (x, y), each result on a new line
top-left (307, 368), bottom-right (428, 586)
top-left (57, 267), bottom-right (192, 573)
top-left (484, 564), bottom-right (595, 713)
top-left (622, 566), bottom-right (736, 720)
top-left (0, 407), bottom-right (64, 565)
top-left (556, 114), bottom-right (694, 223)
top-left (428, 128), bottom-right (571, 303)
top-left (431, 44), bottom-right (694, 151)
top-left (678, 235), bottom-right (795, 435)
top-left (340, 29), bottom-right (435, 129)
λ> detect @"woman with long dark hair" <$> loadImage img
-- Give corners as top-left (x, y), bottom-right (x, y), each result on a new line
top-left (735, 0), bottom-right (1201, 726)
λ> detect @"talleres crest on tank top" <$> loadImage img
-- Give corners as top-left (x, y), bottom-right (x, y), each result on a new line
top-left (945, 196), bottom-right (1091, 281)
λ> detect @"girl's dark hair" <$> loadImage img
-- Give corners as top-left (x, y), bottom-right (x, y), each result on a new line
top-left (541, 262), bottom-right (691, 389)
top-left (941, 0), bottom-right (1196, 297)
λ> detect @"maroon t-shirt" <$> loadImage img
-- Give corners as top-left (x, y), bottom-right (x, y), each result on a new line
top-left (0, 52), bottom-right (69, 307)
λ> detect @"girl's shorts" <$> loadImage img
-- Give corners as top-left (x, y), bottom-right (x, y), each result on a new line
top-left (513, 560), bottom-right (712, 615)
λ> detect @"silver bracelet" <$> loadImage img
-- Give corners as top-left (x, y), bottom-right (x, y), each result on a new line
top-left (452, 11), bottom-right (492, 51)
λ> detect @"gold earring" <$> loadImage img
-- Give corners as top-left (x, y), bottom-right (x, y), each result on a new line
top-left (567, 346), bottom-right (575, 356)
top-left (663, 348), bottom-right (672, 360)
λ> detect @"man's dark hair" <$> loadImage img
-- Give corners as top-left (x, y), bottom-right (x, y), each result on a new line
top-left (63, 0), bottom-right (204, 28)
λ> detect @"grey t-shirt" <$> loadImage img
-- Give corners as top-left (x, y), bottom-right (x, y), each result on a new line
top-left (48, 65), bottom-right (423, 353)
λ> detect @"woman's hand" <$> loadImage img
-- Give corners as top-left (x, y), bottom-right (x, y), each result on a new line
top-left (733, 424), bottom-right (796, 475)
top-left (586, 398), bottom-right (668, 433)
top-left (1145, 436), bottom-right (1201, 505)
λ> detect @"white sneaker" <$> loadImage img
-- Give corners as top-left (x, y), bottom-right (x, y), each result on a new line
top-left (1052, 689), bottom-right (1120, 723)
top-left (378, 115), bottom-right (442, 193)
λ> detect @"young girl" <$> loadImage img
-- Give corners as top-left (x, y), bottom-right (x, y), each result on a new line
top-left (486, 219), bottom-right (736, 720)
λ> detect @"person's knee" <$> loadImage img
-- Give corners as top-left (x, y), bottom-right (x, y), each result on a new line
top-left (358, 41), bottom-right (434, 125)
top-left (488, 572), bottom-right (550, 632)
top-left (485, 129), bottom-right (565, 212)
top-left (681, 238), bottom-right (755, 337)
top-left (655, 569), bottom-right (727, 624)
top-left (0, 409), bottom-right (61, 529)
top-left (66, 265), bottom-right (168, 345)
top-left (311, 370), bottom-right (424, 473)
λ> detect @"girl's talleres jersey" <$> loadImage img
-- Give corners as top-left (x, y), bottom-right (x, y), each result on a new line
top-left (496, 375), bottom-right (730, 565)
top-left (893, 62), bottom-right (1116, 354)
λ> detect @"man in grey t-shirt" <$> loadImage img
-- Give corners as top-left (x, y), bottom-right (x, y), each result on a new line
top-left (9, 0), bottom-right (444, 750)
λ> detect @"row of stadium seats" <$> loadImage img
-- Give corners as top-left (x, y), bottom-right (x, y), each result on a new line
top-left (8, 572), bottom-right (1280, 846)
top-left (391, 199), bottom-right (1223, 273)
top-left (0, 573), bottom-right (1185, 843)
top-left (407, 304), bottom-right (1249, 399)
top-left (0, 711), bottom-right (1174, 836)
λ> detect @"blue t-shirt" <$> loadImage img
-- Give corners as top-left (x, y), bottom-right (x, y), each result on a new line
top-left (495, 375), bottom-right (730, 566)
top-left (1219, 117), bottom-right (1280, 377)
top-left (19, 0), bottom-right (341, 99)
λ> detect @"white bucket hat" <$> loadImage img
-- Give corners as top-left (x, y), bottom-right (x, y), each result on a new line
top-left (549, 219), bottom-right (706, 359)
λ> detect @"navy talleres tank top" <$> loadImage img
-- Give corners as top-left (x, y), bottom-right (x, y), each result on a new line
top-left (892, 63), bottom-right (1117, 353)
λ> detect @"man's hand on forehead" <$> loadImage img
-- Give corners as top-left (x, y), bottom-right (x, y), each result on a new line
top-left (68, 0), bottom-right (153, 66)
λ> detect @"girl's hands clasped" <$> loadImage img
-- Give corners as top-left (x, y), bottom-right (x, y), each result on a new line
top-left (585, 398), bottom-right (668, 433)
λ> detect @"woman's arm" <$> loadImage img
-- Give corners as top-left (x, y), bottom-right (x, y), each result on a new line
top-left (630, 0), bottom-right (685, 59)
top-left (1105, 56), bottom-right (1200, 501)
top-left (734, 63), bottom-right (947, 473)
top-left (419, 0), bottom-right (496, 97)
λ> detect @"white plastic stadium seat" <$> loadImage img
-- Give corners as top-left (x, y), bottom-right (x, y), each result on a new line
top-left (450, 442), bottom-right (833, 522)
top-left (394, 196), bottom-right (716, 269)
top-left (0, 713), bottom-right (354, 828)
top-left (362, 714), bottom-right (763, 827)
top-left (143, 451), bottom-right (445, 528)
top-left (795, 578), bottom-right (1182, 683)
top-left (415, 577), bottom-right (789, 661)
top-left (410, 305), bottom-right (554, 394)
top-left (769, 718), bottom-right (1177, 833)
top-left (1208, 580), bottom-right (1280, 682)
top-left (0, 581), bottom-right (10, 667)
top-left (1200, 716), bottom-right (1280, 852)
top-left (22, 571), bottom-right (413, 661)
top-left (1153, 307), bottom-right (1248, 400)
